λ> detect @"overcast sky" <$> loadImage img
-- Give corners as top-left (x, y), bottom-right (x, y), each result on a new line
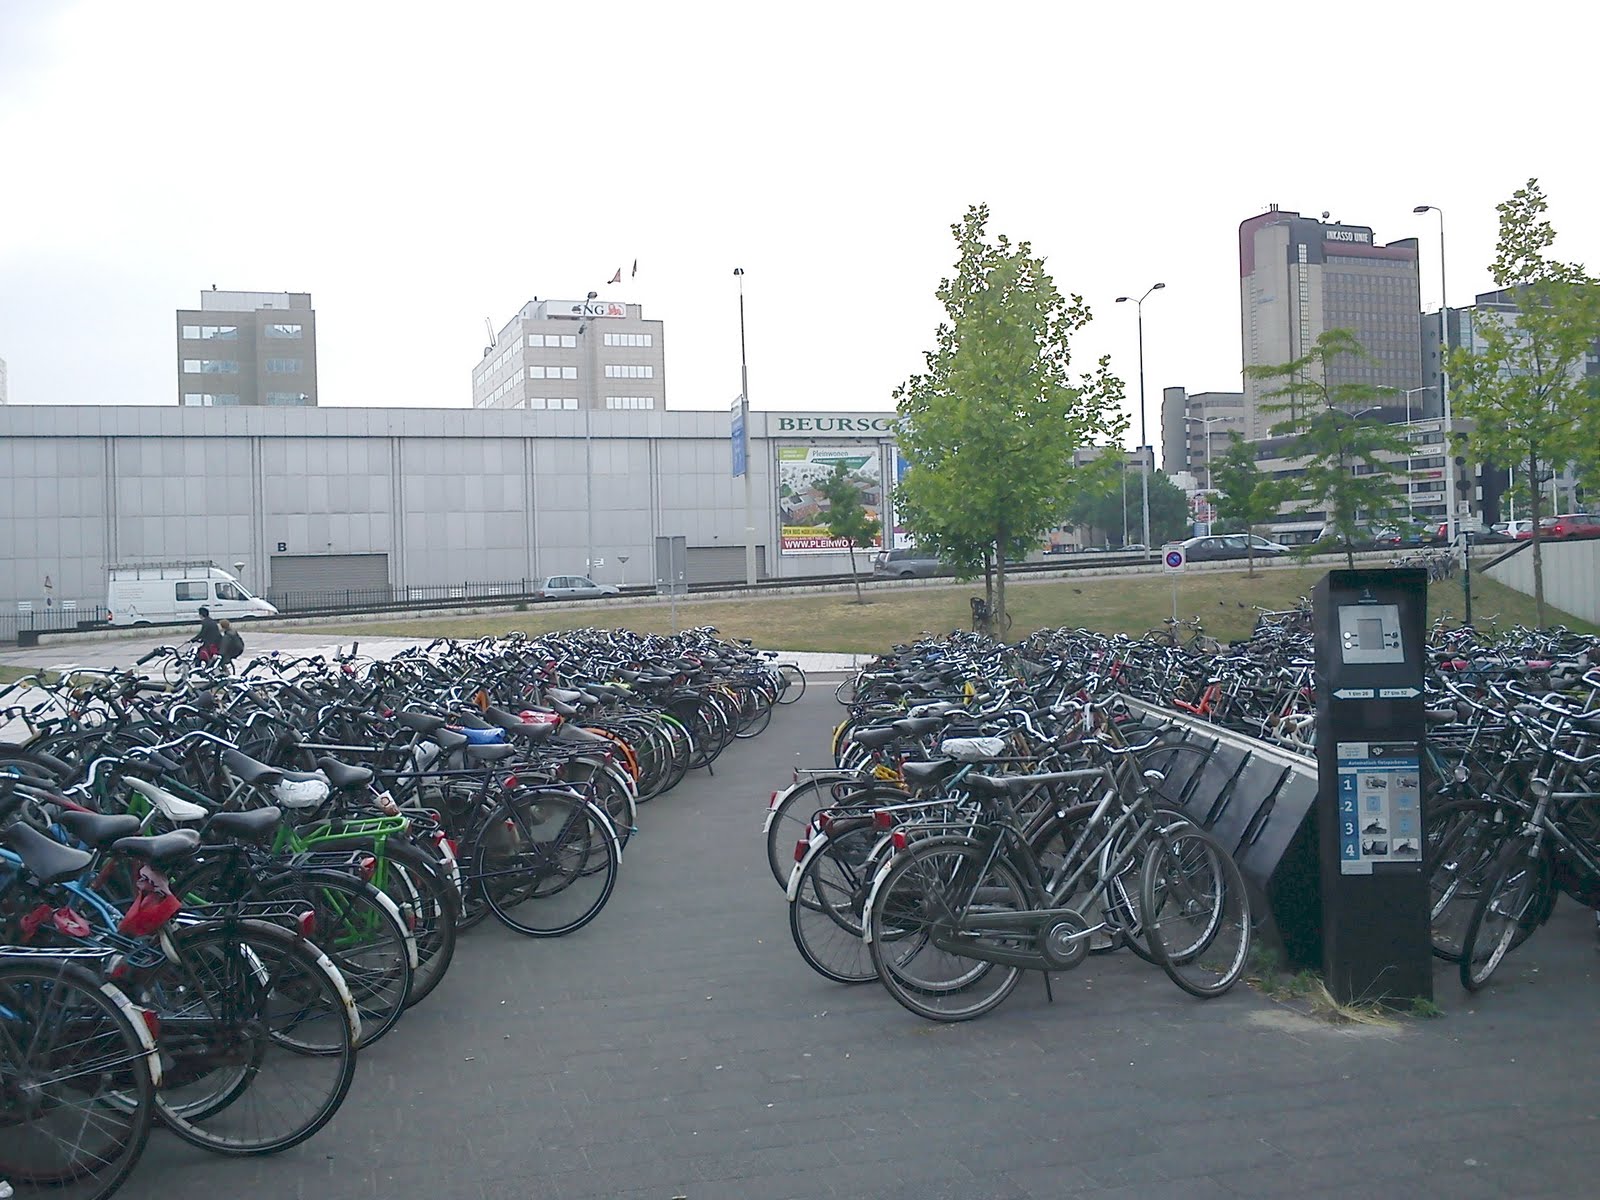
top-left (2, 0), bottom-right (1596, 448)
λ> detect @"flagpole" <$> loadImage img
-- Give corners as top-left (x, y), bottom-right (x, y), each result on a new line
top-left (735, 268), bottom-right (757, 586)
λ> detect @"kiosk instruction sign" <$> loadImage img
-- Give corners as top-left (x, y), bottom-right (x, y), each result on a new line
top-left (1335, 741), bottom-right (1422, 874)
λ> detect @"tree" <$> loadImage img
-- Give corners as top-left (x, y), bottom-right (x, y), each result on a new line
top-left (1449, 179), bottom-right (1600, 627)
top-left (819, 461), bottom-right (881, 603)
top-left (894, 204), bottom-right (1127, 631)
top-left (1211, 434), bottom-right (1287, 575)
top-left (1064, 459), bottom-right (1188, 547)
top-left (1247, 329), bottom-right (1412, 568)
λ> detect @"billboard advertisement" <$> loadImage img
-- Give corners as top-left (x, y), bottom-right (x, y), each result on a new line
top-left (777, 446), bottom-right (883, 554)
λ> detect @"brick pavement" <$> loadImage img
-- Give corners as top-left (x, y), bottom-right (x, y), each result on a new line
top-left (115, 686), bottom-right (1599, 1200)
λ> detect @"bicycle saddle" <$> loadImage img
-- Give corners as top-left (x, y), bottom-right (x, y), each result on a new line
top-left (850, 726), bottom-right (901, 750)
top-left (316, 757), bottom-right (374, 791)
top-left (1, 821), bottom-right (93, 884)
top-left (205, 807), bottom-right (283, 842)
top-left (110, 828), bottom-right (203, 865)
top-left (396, 711), bottom-right (449, 734)
top-left (900, 759), bottom-right (960, 791)
top-left (222, 748), bottom-right (284, 788)
top-left (55, 809), bottom-right (144, 848)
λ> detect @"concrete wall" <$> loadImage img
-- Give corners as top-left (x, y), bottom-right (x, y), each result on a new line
top-left (0, 405), bottom-right (893, 611)
top-left (1481, 539), bottom-right (1600, 625)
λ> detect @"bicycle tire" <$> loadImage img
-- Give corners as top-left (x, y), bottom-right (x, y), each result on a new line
top-left (788, 824), bottom-right (882, 985)
top-left (0, 960), bottom-right (156, 1199)
top-left (775, 663), bottom-right (807, 704)
top-left (866, 836), bottom-right (1028, 1022)
top-left (764, 778), bottom-right (837, 890)
top-left (1459, 837), bottom-right (1551, 992)
top-left (1141, 822), bottom-right (1252, 998)
top-left (1423, 798), bottom-right (1513, 962)
top-left (142, 919), bottom-right (358, 1157)
top-left (475, 793), bottom-right (620, 937)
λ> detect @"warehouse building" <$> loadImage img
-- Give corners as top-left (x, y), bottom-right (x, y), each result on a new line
top-left (0, 405), bottom-right (899, 619)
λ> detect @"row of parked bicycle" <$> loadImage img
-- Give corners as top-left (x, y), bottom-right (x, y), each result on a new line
top-left (0, 628), bottom-right (799, 1199)
top-left (767, 611), bottom-right (1599, 1015)
top-left (1044, 609), bottom-right (1600, 990)
top-left (765, 631), bottom-right (1255, 1022)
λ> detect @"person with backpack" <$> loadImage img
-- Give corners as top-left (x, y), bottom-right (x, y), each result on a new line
top-left (193, 605), bottom-right (223, 667)
top-left (219, 619), bottom-right (245, 672)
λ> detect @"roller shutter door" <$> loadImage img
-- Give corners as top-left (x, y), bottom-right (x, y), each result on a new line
top-left (268, 553), bottom-right (391, 606)
top-left (684, 546), bottom-right (767, 586)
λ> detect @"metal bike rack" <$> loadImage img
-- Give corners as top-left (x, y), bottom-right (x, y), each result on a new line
top-left (1117, 695), bottom-right (1324, 968)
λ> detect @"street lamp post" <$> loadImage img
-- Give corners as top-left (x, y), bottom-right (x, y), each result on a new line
top-left (1185, 413), bottom-right (1226, 533)
top-left (733, 268), bottom-right (757, 586)
top-left (1415, 204), bottom-right (1469, 623)
top-left (1115, 283), bottom-right (1166, 557)
top-left (1413, 206), bottom-right (1458, 544)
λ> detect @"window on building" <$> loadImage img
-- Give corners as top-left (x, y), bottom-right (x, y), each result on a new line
top-left (603, 332), bottom-right (653, 347)
top-left (604, 364), bottom-right (653, 379)
top-left (561, 398), bottom-right (578, 410)
top-left (202, 325), bottom-right (237, 340)
top-left (181, 325), bottom-right (201, 339)
top-left (265, 392), bottom-right (306, 405)
top-left (605, 396), bottom-right (656, 410)
top-left (266, 323), bottom-right (303, 338)
top-left (527, 334), bottom-right (579, 348)
top-left (183, 359), bottom-right (240, 375)
top-left (264, 358), bottom-right (303, 374)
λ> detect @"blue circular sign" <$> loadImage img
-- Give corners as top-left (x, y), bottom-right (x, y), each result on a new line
top-left (1164, 550), bottom-right (1184, 568)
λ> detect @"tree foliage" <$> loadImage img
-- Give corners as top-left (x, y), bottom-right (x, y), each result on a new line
top-left (1211, 434), bottom-right (1288, 575)
top-left (1448, 178), bottom-right (1600, 627)
top-left (820, 461), bottom-right (881, 603)
top-left (1063, 458), bottom-right (1189, 547)
top-left (894, 204), bottom-right (1127, 629)
top-left (1246, 329), bottom-right (1412, 568)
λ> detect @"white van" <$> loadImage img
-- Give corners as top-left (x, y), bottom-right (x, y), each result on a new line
top-left (107, 561), bottom-right (278, 626)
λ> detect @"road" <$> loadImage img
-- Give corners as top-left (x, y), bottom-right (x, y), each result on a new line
top-left (107, 686), bottom-right (1596, 1200)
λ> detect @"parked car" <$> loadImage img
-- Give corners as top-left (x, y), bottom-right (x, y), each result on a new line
top-left (871, 549), bottom-right (943, 579)
top-left (1177, 533), bottom-right (1291, 562)
top-left (535, 575), bottom-right (620, 599)
top-left (1538, 513), bottom-right (1600, 539)
top-left (107, 562), bottom-right (278, 626)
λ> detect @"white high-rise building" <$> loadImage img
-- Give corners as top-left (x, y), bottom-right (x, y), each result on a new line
top-left (472, 299), bottom-right (666, 412)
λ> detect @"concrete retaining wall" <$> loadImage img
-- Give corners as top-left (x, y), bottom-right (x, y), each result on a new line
top-left (1481, 539), bottom-right (1600, 624)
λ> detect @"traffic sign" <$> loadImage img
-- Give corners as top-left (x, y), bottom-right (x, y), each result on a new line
top-left (1163, 548), bottom-right (1186, 573)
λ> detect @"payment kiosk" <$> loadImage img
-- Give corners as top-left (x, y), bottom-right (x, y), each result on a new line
top-left (1312, 569), bottom-right (1432, 1005)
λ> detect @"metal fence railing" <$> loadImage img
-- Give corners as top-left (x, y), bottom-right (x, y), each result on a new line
top-left (2, 605), bottom-right (108, 646)
top-left (264, 579), bottom-right (543, 616)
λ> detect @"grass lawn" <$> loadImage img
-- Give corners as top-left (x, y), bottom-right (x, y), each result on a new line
top-left (287, 566), bottom-right (1592, 655)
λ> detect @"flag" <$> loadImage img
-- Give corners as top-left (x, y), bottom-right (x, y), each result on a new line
top-left (607, 267), bottom-right (622, 285)
top-left (631, 258), bottom-right (638, 278)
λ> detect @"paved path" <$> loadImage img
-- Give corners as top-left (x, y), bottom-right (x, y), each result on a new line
top-left (101, 685), bottom-right (1600, 1199)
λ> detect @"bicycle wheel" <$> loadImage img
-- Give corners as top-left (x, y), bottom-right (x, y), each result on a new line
top-left (1424, 799), bottom-right (1512, 962)
top-left (0, 960), bottom-right (156, 1200)
top-left (1140, 822), bottom-right (1252, 998)
top-left (775, 663), bottom-right (807, 705)
top-left (264, 870), bottom-right (414, 1047)
top-left (475, 792), bottom-right (620, 937)
top-left (1459, 837), bottom-right (1552, 993)
top-left (381, 839), bottom-right (459, 1008)
top-left (765, 778), bottom-right (837, 890)
top-left (866, 837), bottom-right (1028, 1022)
top-left (140, 919), bottom-right (358, 1156)
top-left (788, 825), bottom-right (882, 985)
top-left (734, 688), bottom-right (775, 739)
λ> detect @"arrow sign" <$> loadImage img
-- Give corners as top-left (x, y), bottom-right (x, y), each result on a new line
top-left (1378, 686), bottom-right (1422, 699)
top-left (1333, 688), bottom-right (1376, 700)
